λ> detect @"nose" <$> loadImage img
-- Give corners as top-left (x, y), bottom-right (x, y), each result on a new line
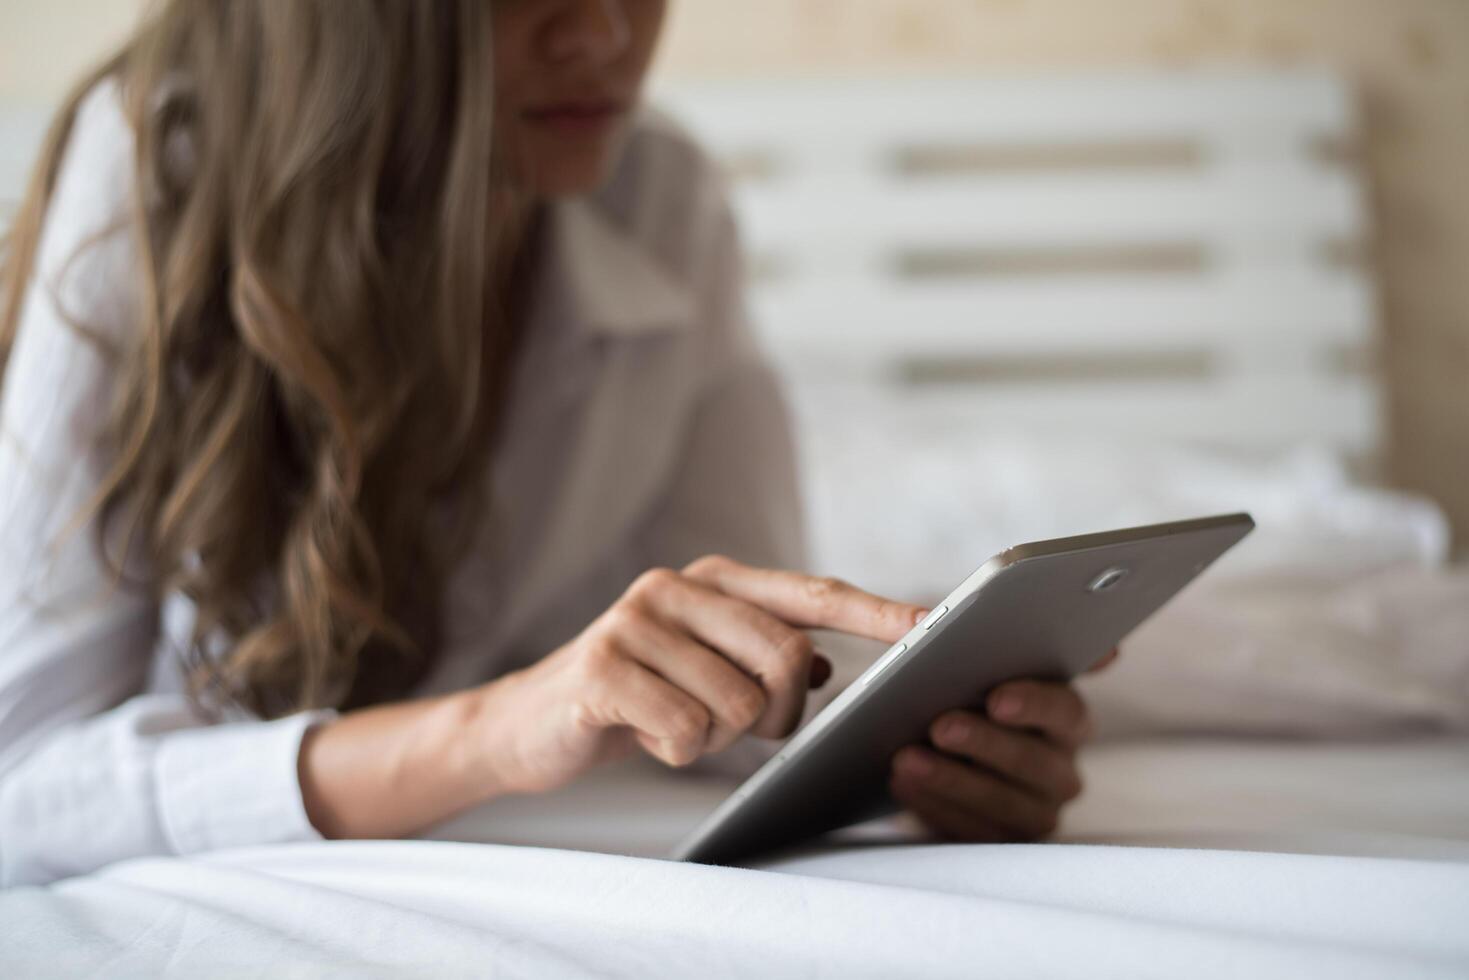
top-left (543, 0), bottom-right (632, 67)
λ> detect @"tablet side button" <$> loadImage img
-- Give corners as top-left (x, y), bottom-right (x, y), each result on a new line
top-left (920, 605), bottom-right (949, 630)
top-left (861, 643), bottom-right (907, 686)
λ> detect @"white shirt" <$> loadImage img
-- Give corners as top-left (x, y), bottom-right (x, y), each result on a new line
top-left (0, 79), bottom-right (807, 886)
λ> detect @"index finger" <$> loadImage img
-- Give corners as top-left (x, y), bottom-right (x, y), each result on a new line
top-left (987, 679), bottom-right (1092, 748)
top-left (683, 555), bottom-right (928, 644)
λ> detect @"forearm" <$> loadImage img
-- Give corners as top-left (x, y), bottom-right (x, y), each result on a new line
top-left (298, 686), bottom-right (504, 840)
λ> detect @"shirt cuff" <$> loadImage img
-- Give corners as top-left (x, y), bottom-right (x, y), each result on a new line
top-left (154, 709), bottom-right (336, 856)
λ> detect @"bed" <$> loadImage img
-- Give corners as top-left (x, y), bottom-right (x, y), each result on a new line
top-left (4, 740), bottom-right (1468, 977)
top-left (4, 70), bottom-right (1468, 977)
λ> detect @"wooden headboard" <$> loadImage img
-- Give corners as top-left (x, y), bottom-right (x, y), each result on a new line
top-left (655, 69), bottom-right (1380, 461)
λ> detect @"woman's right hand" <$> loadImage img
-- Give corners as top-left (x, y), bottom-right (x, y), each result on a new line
top-left (471, 555), bottom-right (930, 796)
top-left (298, 555), bottom-right (925, 840)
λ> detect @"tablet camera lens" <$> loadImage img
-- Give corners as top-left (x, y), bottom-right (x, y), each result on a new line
top-left (1087, 567), bottom-right (1128, 593)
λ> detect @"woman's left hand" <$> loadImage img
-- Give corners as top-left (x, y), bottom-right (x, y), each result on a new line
top-left (888, 678), bottom-right (1097, 842)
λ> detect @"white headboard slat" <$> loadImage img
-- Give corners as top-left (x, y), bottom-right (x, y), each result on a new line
top-left (656, 69), bottom-right (1380, 460)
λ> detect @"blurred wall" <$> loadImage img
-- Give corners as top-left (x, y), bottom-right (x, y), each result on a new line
top-left (0, 0), bottom-right (143, 104)
top-left (3, 0), bottom-right (1466, 549)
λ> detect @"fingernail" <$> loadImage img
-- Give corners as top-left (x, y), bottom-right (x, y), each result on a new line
top-left (808, 654), bottom-right (832, 689)
top-left (940, 716), bottom-right (970, 744)
top-left (912, 607), bottom-right (931, 627)
top-left (900, 749), bottom-right (934, 777)
top-left (992, 692), bottom-right (1022, 720)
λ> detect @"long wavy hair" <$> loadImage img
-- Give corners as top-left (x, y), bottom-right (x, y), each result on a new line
top-left (0, 1), bottom-right (530, 718)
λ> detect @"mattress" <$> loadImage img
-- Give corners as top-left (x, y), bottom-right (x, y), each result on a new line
top-left (425, 733), bottom-right (1469, 864)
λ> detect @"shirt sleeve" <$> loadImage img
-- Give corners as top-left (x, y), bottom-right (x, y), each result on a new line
top-left (0, 79), bottom-right (331, 888)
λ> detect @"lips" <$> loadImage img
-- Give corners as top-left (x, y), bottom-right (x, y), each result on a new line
top-left (521, 99), bottom-right (628, 128)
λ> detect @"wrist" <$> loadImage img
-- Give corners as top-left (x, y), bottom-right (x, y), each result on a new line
top-left (297, 684), bottom-right (520, 841)
top-left (456, 671), bottom-right (529, 800)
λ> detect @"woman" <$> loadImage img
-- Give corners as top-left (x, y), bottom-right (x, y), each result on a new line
top-left (0, 0), bottom-right (1095, 887)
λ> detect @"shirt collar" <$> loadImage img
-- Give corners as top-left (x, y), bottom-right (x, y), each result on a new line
top-left (538, 197), bottom-right (696, 339)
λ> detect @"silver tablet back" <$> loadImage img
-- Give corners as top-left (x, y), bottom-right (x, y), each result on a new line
top-left (673, 513), bottom-right (1254, 865)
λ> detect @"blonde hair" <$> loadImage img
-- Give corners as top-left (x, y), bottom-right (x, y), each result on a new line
top-left (0, 1), bottom-right (528, 717)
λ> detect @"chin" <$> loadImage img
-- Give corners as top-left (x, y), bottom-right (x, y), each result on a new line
top-left (512, 126), bottom-right (629, 198)
top-left (526, 163), bottom-right (615, 198)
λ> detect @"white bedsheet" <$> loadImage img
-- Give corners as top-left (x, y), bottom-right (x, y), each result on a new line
top-left (5, 736), bottom-right (1468, 978)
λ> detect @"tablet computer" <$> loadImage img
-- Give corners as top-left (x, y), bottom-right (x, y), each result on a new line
top-left (672, 512), bottom-right (1254, 865)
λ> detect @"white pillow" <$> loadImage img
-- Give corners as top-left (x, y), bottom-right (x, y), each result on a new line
top-left (1079, 564), bottom-right (1469, 738)
top-left (789, 387), bottom-right (1466, 737)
